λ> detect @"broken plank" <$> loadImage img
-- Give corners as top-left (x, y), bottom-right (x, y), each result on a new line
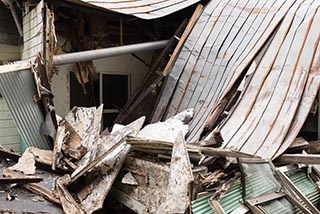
top-left (275, 154), bottom-right (320, 165)
top-left (78, 117), bottom-right (145, 214)
top-left (156, 132), bottom-right (193, 214)
top-left (127, 137), bottom-right (256, 158)
top-left (70, 117), bottom-right (145, 184)
top-left (3, 169), bottom-right (61, 205)
top-left (56, 175), bottom-right (86, 214)
top-left (162, 4), bottom-right (203, 76)
top-left (0, 177), bottom-right (43, 185)
top-left (110, 187), bottom-right (148, 214)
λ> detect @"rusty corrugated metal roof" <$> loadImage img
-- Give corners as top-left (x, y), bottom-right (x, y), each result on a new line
top-left (64, 0), bottom-right (201, 19)
top-left (151, 0), bottom-right (320, 159)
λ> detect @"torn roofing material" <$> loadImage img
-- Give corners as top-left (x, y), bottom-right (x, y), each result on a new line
top-left (0, 63), bottom-right (51, 149)
top-left (218, 0), bottom-right (320, 159)
top-left (152, 0), bottom-right (296, 133)
top-left (151, 0), bottom-right (320, 159)
top-left (63, 0), bottom-right (201, 19)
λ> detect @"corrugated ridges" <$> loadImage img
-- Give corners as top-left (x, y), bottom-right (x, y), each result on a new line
top-left (0, 69), bottom-right (51, 149)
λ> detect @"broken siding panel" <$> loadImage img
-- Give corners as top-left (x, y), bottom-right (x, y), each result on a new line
top-left (0, 98), bottom-right (20, 151)
top-left (0, 68), bottom-right (51, 149)
top-left (67, 0), bottom-right (201, 19)
top-left (21, 1), bottom-right (43, 60)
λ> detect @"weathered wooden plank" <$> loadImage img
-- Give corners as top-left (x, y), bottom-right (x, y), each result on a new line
top-left (23, 22), bottom-right (43, 42)
top-left (0, 119), bottom-right (16, 128)
top-left (162, 4), bottom-right (203, 76)
top-left (23, 35), bottom-right (43, 50)
top-left (0, 111), bottom-right (13, 120)
top-left (0, 136), bottom-right (20, 145)
top-left (150, 0), bottom-right (224, 123)
top-left (77, 117), bottom-right (145, 214)
top-left (110, 187), bottom-right (148, 214)
top-left (21, 43), bottom-right (42, 60)
top-left (127, 137), bottom-right (256, 158)
top-left (3, 168), bottom-right (61, 205)
top-left (0, 61), bottom-right (31, 74)
top-left (220, 0), bottom-right (307, 148)
top-left (0, 143), bottom-right (20, 151)
top-left (0, 127), bottom-right (19, 136)
top-left (276, 154), bottom-right (320, 165)
top-left (0, 177), bottom-right (43, 185)
top-left (156, 132), bottom-right (193, 214)
top-left (0, 43), bottom-right (21, 59)
top-left (22, 1), bottom-right (43, 26)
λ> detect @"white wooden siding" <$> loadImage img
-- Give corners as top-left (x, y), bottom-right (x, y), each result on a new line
top-left (21, 1), bottom-right (43, 60)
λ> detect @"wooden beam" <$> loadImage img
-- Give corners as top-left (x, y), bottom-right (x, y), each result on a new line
top-left (275, 154), bottom-right (320, 165)
top-left (127, 137), bottom-right (257, 158)
top-left (162, 4), bottom-right (203, 76)
top-left (0, 177), bottom-right (43, 185)
top-left (0, 62), bottom-right (31, 74)
top-left (3, 169), bottom-right (61, 205)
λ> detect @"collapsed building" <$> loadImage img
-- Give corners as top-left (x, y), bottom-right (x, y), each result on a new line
top-left (0, 0), bottom-right (320, 213)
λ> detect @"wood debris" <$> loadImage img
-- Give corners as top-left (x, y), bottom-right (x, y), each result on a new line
top-left (1, 0), bottom-right (320, 213)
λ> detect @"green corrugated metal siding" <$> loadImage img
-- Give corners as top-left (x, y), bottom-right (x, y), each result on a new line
top-left (0, 97), bottom-right (20, 151)
top-left (192, 169), bottom-right (320, 214)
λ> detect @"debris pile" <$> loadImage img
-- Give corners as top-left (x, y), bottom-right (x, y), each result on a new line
top-left (1, 0), bottom-right (320, 213)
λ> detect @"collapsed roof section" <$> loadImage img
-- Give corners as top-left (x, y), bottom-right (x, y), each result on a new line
top-left (147, 0), bottom-right (320, 159)
top-left (62, 0), bottom-right (202, 19)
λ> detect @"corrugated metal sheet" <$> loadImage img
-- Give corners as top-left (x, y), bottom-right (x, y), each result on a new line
top-left (65, 0), bottom-right (201, 19)
top-left (218, 0), bottom-right (320, 159)
top-left (0, 67), bottom-right (51, 149)
top-left (151, 0), bottom-right (320, 159)
top-left (152, 0), bottom-right (295, 138)
top-left (192, 169), bottom-right (320, 214)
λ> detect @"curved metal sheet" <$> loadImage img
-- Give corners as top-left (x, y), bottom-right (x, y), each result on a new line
top-left (64, 0), bottom-right (201, 19)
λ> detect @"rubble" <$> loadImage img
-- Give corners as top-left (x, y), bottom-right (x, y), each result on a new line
top-left (0, 0), bottom-right (320, 213)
